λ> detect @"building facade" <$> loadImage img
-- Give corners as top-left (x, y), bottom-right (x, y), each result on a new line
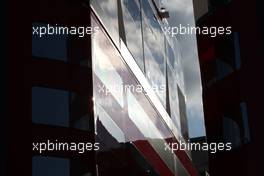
top-left (9, 0), bottom-right (207, 176)
top-left (195, 0), bottom-right (264, 175)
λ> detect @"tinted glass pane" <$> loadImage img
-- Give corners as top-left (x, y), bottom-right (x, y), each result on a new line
top-left (32, 23), bottom-right (68, 61)
top-left (32, 156), bottom-right (70, 176)
top-left (32, 87), bottom-right (91, 131)
top-left (32, 87), bottom-right (70, 127)
top-left (32, 156), bottom-right (93, 176)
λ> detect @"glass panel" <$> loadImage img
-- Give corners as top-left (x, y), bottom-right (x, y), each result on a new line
top-left (92, 15), bottom-right (176, 175)
top-left (178, 86), bottom-right (189, 141)
top-left (167, 65), bottom-right (181, 131)
top-left (91, 0), bottom-right (119, 46)
top-left (141, 0), bottom-right (166, 106)
top-left (92, 16), bottom-right (131, 175)
top-left (121, 0), bottom-right (144, 72)
top-left (32, 87), bottom-right (91, 131)
top-left (166, 40), bottom-right (176, 69)
top-left (32, 87), bottom-right (70, 127)
top-left (92, 29), bottom-right (124, 108)
top-left (32, 23), bottom-right (68, 61)
top-left (32, 156), bottom-right (70, 176)
top-left (96, 104), bottom-right (126, 144)
top-left (32, 156), bottom-right (93, 176)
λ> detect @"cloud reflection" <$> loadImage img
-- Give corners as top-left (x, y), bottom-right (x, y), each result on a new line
top-left (164, 0), bottom-right (206, 138)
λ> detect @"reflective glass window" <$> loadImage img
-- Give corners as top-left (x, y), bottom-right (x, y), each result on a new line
top-left (121, 0), bottom-right (144, 72)
top-left (95, 104), bottom-right (125, 143)
top-left (32, 23), bottom-right (68, 62)
top-left (92, 30), bottom-right (124, 108)
top-left (91, 0), bottom-right (119, 46)
top-left (167, 65), bottom-right (181, 131)
top-left (166, 40), bottom-right (177, 69)
top-left (92, 17), bottom-right (129, 175)
top-left (92, 17), bottom-right (143, 176)
top-left (32, 87), bottom-right (91, 131)
top-left (141, 0), bottom-right (166, 106)
top-left (92, 15), bottom-right (177, 175)
top-left (178, 86), bottom-right (189, 141)
top-left (32, 87), bottom-right (70, 127)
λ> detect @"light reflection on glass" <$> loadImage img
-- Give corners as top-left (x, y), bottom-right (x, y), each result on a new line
top-left (96, 104), bottom-right (126, 143)
top-left (141, 1), bottom-right (166, 107)
top-left (167, 65), bottom-right (181, 131)
top-left (121, 0), bottom-right (144, 72)
top-left (93, 22), bottom-right (124, 108)
top-left (91, 0), bottom-right (119, 46)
